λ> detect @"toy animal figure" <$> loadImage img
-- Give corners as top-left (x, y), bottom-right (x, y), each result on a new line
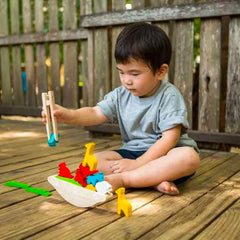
top-left (115, 187), bottom-right (132, 217)
top-left (82, 142), bottom-right (98, 171)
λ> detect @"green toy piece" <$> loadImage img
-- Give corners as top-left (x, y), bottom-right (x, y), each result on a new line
top-left (25, 187), bottom-right (51, 196)
top-left (55, 176), bottom-right (83, 187)
top-left (3, 180), bottom-right (51, 196)
top-left (4, 181), bottom-right (30, 189)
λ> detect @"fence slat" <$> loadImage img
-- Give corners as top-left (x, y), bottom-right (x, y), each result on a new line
top-left (35, 0), bottom-right (47, 106)
top-left (49, 0), bottom-right (61, 104)
top-left (131, 0), bottom-right (146, 9)
top-left (149, 0), bottom-right (169, 7)
top-left (81, 0), bottom-right (94, 107)
top-left (93, 0), bottom-right (110, 104)
top-left (173, 20), bottom-right (194, 127)
top-left (0, 0), bottom-right (11, 105)
top-left (198, 19), bottom-right (221, 132)
top-left (23, 0), bottom-right (35, 106)
top-left (10, 0), bottom-right (24, 106)
top-left (225, 17), bottom-right (240, 133)
top-left (111, 0), bottom-right (126, 89)
top-left (62, 0), bottom-right (78, 108)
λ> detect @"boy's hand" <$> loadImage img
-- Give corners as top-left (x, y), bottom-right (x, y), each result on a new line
top-left (110, 159), bottom-right (142, 173)
top-left (41, 104), bottom-right (74, 125)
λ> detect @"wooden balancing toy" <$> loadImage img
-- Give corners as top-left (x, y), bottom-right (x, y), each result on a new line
top-left (48, 142), bottom-right (113, 207)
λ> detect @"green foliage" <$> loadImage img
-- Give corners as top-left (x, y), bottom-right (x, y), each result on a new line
top-left (194, 18), bottom-right (201, 64)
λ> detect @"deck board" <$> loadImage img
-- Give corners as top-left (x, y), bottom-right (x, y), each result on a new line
top-left (0, 118), bottom-right (239, 240)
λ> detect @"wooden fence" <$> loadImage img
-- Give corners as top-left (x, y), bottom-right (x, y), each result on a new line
top-left (0, 0), bottom-right (239, 146)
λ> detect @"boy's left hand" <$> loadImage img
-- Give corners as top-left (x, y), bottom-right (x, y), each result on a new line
top-left (110, 159), bottom-right (141, 173)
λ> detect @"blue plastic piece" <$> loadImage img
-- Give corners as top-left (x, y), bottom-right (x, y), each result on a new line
top-left (22, 72), bottom-right (27, 94)
top-left (87, 172), bottom-right (104, 186)
top-left (48, 133), bottom-right (60, 147)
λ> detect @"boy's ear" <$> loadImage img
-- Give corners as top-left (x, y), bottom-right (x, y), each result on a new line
top-left (157, 64), bottom-right (169, 80)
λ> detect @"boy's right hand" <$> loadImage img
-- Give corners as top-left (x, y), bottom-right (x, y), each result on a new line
top-left (41, 104), bottom-right (73, 125)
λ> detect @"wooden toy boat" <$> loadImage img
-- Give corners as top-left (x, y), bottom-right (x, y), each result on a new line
top-left (48, 175), bottom-right (112, 208)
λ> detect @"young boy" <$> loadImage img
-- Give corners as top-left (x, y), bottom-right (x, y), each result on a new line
top-left (42, 23), bottom-right (200, 195)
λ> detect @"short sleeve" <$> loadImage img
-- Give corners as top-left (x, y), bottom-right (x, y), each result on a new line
top-left (97, 89), bottom-right (118, 122)
top-left (158, 92), bottom-right (189, 132)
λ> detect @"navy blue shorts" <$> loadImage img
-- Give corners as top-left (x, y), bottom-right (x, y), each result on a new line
top-left (114, 149), bottom-right (195, 185)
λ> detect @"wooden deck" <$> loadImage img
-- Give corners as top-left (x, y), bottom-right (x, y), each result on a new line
top-left (0, 117), bottom-right (240, 240)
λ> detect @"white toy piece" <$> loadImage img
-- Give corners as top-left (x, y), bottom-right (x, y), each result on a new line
top-left (95, 181), bottom-right (113, 194)
top-left (48, 175), bottom-right (112, 208)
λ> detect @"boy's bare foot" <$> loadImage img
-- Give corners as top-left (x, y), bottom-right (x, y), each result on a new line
top-left (154, 181), bottom-right (179, 195)
top-left (104, 173), bottom-right (125, 192)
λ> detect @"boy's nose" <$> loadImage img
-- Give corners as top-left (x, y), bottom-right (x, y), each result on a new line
top-left (124, 77), bottom-right (133, 85)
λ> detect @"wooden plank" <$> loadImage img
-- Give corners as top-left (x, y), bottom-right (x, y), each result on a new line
top-left (153, 22), bottom-right (170, 82)
top-left (0, 141), bottom-right (122, 195)
top-left (10, 0), bottom-right (24, 106)
top-left (23, 0), bottom-right (35, 106)
top-left (75, 153), bottom-right (240, 240)
top-left (194, 198), bottom-right (240, 240)
top-left (0, 0), bottom-right (11, 105)
top-left (0, 139), bottom-right (116, 180)
top-left (81, 0), bottom-right (94, 107)
top-left (62, 0), bottom-right (78, 108)
top-left (149, 0), bottom-right (169, 7)
top-left (0, 128), bottom-right (85, 160)
top-left (0, 106), bottom-right (41, 117)
top-left (35, 0), bottom-right (48, 106)
top-left (132, 0), bottom-right (146, 9)
top-left (49, 0), bottom-right (61, 104)
top-left (111, 0), bottom-right (125, 89)
top-left (85, 123), bottom-right (240, 146)
top-left (80, 0), bottom-right (93, 15)
top-left (219, 16), bottom-right (230, 132)
top-left (0, 30), bottom-right (88, 46)
top-left (139, 171), bottom-right (240, 240)
top-left (80, 1), bottom-right (240, 27)
top-left (225, 17), bottom-right (240, 133)
top-left (93, 0), bottom-right (110, 104)
top-left (172, 20), bottom-right (194, 127)
top-left (1, 119), bottom-right (239, 239)
top-left (198, 19), bottom-right (221, 132)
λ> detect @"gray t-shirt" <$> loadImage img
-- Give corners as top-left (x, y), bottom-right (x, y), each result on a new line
top-left (97, 81), bottom-right (198, 152)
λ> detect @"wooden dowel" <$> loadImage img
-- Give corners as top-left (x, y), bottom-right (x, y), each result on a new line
top-left (41, 93), bottom-right (52, 140)
top-left (48, 91), bottom-right (58, 141)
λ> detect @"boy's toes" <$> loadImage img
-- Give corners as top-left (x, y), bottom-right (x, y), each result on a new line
top-left (154, 181), bottom-right (179, 195)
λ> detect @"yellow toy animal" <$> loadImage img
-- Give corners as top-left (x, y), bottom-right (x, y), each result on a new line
top-left (82, 142), bottom-right (98, 171)
top-left (115, 187), bottom-right (132, 217)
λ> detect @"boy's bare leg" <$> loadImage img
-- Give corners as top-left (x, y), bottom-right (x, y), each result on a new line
top-left (105, 147), bottom-right (200, 195)
top-left (94, 151), bottom-right (123, 175)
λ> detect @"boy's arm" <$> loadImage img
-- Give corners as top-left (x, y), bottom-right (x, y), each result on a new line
top-left (43, 105), bottom-right (108, 126)
top-left (136, 124), bottom-right (181, 165)
top-left (69, 106), bottom-right (108, 126)
top-left (111, 125), bottom-right (181, 173)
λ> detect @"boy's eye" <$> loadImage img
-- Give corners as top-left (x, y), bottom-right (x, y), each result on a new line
top-left (132, 73), bottom-right (140, 76)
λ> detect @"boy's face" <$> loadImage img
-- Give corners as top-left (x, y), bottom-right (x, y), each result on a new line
top-left (117, 58), bottom-right (163, 98)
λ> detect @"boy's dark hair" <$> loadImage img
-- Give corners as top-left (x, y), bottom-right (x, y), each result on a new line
top-left (115, 22), bottom-right (172, 74)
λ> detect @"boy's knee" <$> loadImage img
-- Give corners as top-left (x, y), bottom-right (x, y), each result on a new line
top-left (184, 147), bottom-right (200, 170)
